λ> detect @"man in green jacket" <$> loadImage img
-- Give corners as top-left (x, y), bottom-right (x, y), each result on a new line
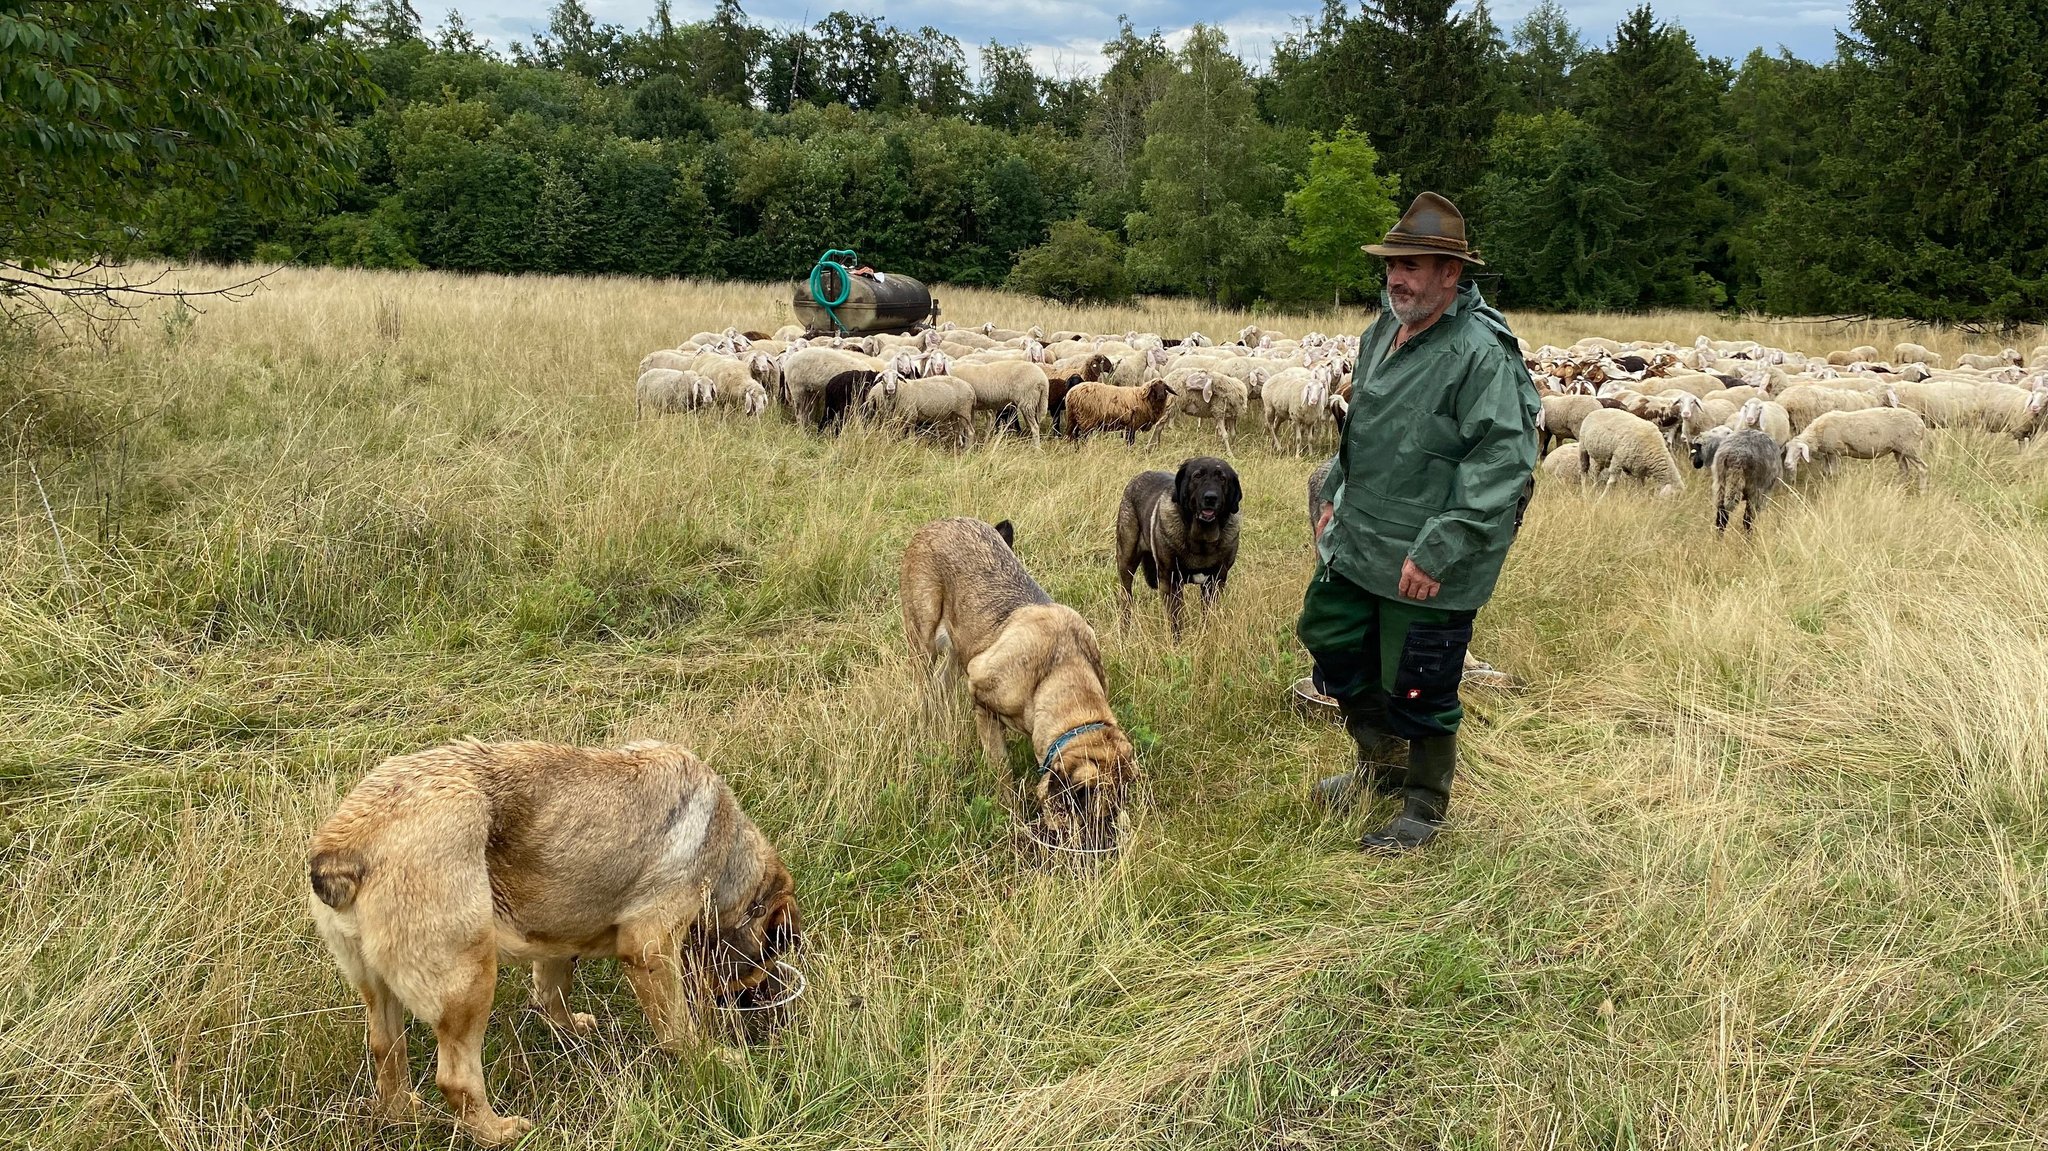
top-left (1301, 191), bottom-right (1540, 853)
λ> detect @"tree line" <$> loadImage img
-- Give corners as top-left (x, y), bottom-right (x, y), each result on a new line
top-left (5, 0), bottom-right (2043, 324)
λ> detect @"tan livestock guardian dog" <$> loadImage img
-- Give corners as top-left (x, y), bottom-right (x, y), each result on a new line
top-left (307, 739), bottom-right (800, 1145)
top-left (900, 517), bottom-right (1137, 851)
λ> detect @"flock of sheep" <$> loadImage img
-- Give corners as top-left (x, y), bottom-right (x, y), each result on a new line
top-left (635, 321), bottom-right (1356, 454)
top-left (636, 322), bottom-right (2048, 533)
top-left (1534, 336), bottom-right (2048, 531)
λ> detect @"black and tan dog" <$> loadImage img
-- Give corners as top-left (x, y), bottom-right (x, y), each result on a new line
top-left (1115, 456), bottom-right (1243, 634)
top-left (307, 739), bottom-right (799, 1145)
top-left (900, 517), bottom-right (1137, 851)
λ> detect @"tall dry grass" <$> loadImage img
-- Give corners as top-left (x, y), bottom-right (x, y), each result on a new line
top-left (1, 267), bottom-right (2044, 1150)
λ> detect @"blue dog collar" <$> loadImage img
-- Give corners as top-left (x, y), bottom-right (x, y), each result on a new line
top-left (1038, 721), bottom-right (1109, 777)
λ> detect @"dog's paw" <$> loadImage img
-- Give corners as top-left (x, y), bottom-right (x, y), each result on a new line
top-left (465, 1114), bottom-right (535, 1146)
top-left (567, 1011), bottom-right (597, 1037)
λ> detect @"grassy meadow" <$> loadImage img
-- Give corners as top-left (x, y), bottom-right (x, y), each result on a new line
top-left (3, 267), bottom-right (2046, 1150)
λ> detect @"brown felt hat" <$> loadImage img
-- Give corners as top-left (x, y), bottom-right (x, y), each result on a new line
top-left (1362, 191), bottom-right (1485, 265)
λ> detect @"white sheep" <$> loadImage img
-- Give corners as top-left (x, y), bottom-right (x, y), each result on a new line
top-left (1886, 379), bottom-right (1980, 428)
top-left (863, 370), bottom-right (976, 446)
top-left (1681, 396), bottom-right (1740, 443)
top-left (1774, 383), bottom-right (1893, 433)
top-left (1156, 368), bottom-right (1250, 453)
top-left (635, 368), bottom-right (711, 418)
top-left (1957, 349), bottom-right (2021, 370)
top-left (1893, 342), bottom-right (1943, 367)
top-left (780, 346), bottom-right (881, 423)
top-left (1540, 443), bottom-right (1590, 486)
top-left (1537, 394), bottom-right (1603, 455)
top-left (1783, 407), bottom-right (1928, 486)
top-left (934, 355), bottom-right (1051, 443)
top-left (1261, 364), bottom-right (1342, 456)
top-left (1727, 398), bottom-right (1794, 445)
top-left (640, 349), bottom-right (695, 375)
top-left (1577, 408), bottom-right (1684, 495)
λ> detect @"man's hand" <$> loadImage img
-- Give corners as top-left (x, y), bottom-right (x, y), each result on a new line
top-left (1313, 503), bottom-right (1333, 543)
top-left (1398, 557), bottom-right (1441, 601)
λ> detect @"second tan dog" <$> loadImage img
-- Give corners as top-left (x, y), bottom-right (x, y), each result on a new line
top-left (900, 517), bottom-right (1137, 850)
top-left (307, 739), bottom-right (799, 1144)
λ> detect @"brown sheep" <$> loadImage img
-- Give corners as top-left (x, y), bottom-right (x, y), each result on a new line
top-left (1065, 381), bottom-right (1173, 445)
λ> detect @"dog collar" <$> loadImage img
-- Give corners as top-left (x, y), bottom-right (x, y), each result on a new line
top-left (1039, 721), bottom-right (1109, 777)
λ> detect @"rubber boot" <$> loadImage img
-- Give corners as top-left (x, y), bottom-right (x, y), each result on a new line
top-left (1360, 734), bottom-right (1455, 853)
top-left (1311, 695), bottom-right (1406, 811)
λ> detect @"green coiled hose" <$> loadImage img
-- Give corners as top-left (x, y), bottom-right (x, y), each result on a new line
top-left (808, 248), bottom-right (860, 333)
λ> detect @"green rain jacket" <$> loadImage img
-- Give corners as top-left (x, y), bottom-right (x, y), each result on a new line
top-left (1316, 282), bottom-right (1540, 612)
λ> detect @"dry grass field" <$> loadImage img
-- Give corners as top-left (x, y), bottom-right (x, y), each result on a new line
top-left (3, 267), bottom-right (2046, 1150)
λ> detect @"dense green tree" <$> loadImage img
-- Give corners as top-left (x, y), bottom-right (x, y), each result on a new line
top-left (1576, 5), bottom-right (1728, 307)
top-left (1268, 0), bottom-right (1503, 202)
top-left (701, 0), bottom-right (757, 105)
top-left (1284, 128), bottom-right (1402, 305)
top-left (1, 0), bottom-right (373, 307)
top-left (1503, 0), bottom-right (1584, 113)
top-left (1006, 219), bottom-right (1131, 303)
top-left (974, 43), bottom-right (1042, 132)
top-left (1083, 18), bottom-right (1171, 232)
top-left (898, 27), bottom-right (969, 117)
top-left (1474, 111), bottom-right (1641, 309)
top-left (1757, 0), bottom-right (2048, 323)
top-left (518, 0), bottom-right (627, 85)
top-left (625, 74), bottom-right (712, 141)
top-left (1125, 26), bottom-right (1290, 304)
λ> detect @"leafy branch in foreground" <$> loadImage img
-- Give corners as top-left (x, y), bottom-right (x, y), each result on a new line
top-left (0, 0), bottom-right (377, 332)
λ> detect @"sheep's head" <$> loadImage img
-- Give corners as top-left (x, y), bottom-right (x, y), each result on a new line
top-left (1186, 330), bottom-right (1210, 347)
top-left (1238, 324), bottom-right (1261, 344)
top-left (922, 350), bottom-right (952, 377)
top-left (744, 386), bottom-right (769, 417)
top-left (1146, 347), bottom-right (1169, 373)
top-left (1185, 371), bottom-right (1213, 403)
top-left (1738, 398), bottom-right (1766, 428)
top-left (750, 352), bottom-right (778, 384)
top-left (920, 329), bottom-right (943, 352)
top-left (890, 351), bottom-right (918, 378)
top-left (1027, 325), bottom-right (1045, 341)
top-left (878, 368), bottom-right (902, 399)
top-left (1024, 338), bottom-right (1045, 363)
top-left (980, 322), bottom-right (996, 335)
top-left (1783, 439), bottom-right (1813, 473)
top-left (1143, 380), bottom-right (1172, 409)
top-left (2003, 348), bottom-right (2022, 365)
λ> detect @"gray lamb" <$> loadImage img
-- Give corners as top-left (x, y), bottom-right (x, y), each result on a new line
top-left (1692, 426), bottom-right (1782, 534)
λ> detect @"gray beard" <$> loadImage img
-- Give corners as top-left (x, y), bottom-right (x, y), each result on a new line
top-left (1389, 293), bottom-right (1440, 326)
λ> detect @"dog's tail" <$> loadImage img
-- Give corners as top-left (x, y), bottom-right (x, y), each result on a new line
top-left (309, 848), bottom-right (368, 911)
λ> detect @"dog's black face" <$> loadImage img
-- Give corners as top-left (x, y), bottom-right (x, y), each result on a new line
top-left (1174, 457), bottom-right (1242, 527)
top-left (708, 862), bottom-right (802, 1032)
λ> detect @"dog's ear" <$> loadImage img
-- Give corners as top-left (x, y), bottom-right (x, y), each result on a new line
top-left (1224, 467), bottom-right (1243, 517)
top-left (992, 520), bottom-right (1015, 548)
top-left (1173, 459), bottom-right (1194, 517)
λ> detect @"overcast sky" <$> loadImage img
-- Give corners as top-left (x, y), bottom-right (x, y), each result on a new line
top-left (421, 0), bottom-right (1848, 77)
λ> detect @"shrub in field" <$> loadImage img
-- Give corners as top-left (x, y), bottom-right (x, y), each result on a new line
top-left (1005, 218), bottom-right (1132, 304)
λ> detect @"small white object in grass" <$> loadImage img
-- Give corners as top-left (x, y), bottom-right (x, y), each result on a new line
top-left (720, 960), bottom-right (807, 1013)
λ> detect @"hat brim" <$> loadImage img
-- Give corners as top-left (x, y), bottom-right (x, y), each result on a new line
top-left (1362, 242), bottom-right (1485, 266)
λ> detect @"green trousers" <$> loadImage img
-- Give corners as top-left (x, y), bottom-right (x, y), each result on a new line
top-left (1297, 561), bottom-right (1475, 740)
